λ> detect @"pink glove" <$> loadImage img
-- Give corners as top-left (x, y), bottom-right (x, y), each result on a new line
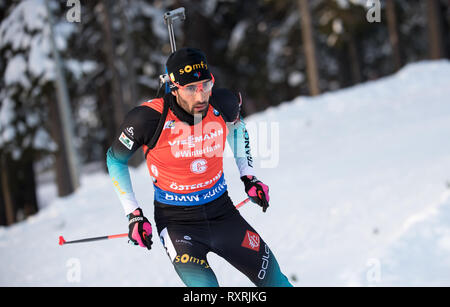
top-left (127, 208), bottom-right (153, 249)
top-left (241, 175), bottom-right (270, 212)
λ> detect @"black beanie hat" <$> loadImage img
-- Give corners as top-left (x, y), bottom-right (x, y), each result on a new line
top-left (166, 47), bottom-right (211, 86)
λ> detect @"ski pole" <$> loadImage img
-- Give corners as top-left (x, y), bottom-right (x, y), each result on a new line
top-left (59, 198), bottom-right (250, 246)
top-left (59, 233), bottom-right (128, 246)
top-left (235, 197), bottom-right (250, 209)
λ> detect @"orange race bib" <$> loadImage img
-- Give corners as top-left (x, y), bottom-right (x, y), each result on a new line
top-left (142, 99), bottom-right (228, 205)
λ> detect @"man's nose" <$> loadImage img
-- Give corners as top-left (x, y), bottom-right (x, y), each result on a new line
top-left (194, 88), bottom-right (206, 99)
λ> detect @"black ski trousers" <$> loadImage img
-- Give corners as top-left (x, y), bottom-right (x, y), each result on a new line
top-left (154, 191), bottom-right (292, 287)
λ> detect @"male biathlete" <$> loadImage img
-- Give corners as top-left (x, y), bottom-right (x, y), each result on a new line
top-left (106, 47), bottom-right (292, 287)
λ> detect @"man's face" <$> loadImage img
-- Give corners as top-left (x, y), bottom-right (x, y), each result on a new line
top-left (171, 79), bottom-right (213, 115)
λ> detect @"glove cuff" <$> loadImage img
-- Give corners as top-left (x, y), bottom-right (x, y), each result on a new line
top-left (127, 208), bottom-right (143, 222)
top-left (240, 175), bottom-right (257, 184)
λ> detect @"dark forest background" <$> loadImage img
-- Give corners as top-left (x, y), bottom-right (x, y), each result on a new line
top-left (1, 0), bottom-right (449, 225)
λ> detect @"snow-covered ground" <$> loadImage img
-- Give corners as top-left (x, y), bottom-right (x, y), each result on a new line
top-left (1, 60), bottom-right (450, 286)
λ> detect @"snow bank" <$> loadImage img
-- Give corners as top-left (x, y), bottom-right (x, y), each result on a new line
top-left (1, 60), bottom-right (450, 286)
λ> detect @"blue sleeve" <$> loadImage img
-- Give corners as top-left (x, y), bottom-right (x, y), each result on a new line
top-left (106, 147), bottom-right (140, 215)
top-left (106, 105), bottom-right (161, 215)
top-left (226, 117), bottom-right (256, 178)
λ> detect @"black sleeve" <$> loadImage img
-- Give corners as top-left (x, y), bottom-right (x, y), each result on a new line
top-left (110, 106), bottom-right (161, 159)
top-left (210, 88), bottom-right (241, 123)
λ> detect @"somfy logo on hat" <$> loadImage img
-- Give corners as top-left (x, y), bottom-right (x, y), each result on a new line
top-left (178, 61), bottom-right (208, 75)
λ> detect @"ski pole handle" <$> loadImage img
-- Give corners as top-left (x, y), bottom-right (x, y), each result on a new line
top-left (59, 233), bottom-right (128, 246)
